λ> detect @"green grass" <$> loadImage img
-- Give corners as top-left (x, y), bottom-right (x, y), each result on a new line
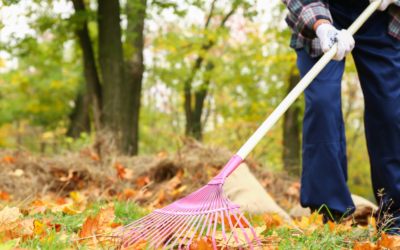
top-left (0, 201), bottom-right (390, 250)
top-left (0, 200), bottom-right (148, 250)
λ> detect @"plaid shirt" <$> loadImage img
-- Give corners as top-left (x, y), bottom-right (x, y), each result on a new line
top-left (283, 0), bottom-right (400, 57)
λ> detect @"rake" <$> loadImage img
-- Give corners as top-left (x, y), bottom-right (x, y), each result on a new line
top-left (116, 2), bottom-right (381, 249)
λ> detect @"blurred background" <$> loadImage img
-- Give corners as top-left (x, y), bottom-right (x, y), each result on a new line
top-left (0, 0), bottom-right (373, 200)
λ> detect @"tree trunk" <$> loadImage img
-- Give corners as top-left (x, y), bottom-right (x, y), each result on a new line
top-left (192, 62), bottom-right (214, 140)
top-left (123, 0), bottom-right (146, 155)
top-left (72, 0), bottom-right (103, 131)
top-left (67, 93), bottom-right (91, 138)
top-left (98, 0), bottom-right (125, 133)
top-left (282, 68), bottom-right (301, 176)
top-left (183, 5), bottom-right (237, 138)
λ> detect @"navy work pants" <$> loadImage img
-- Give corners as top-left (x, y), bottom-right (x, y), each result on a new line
top-left (296, 0), bottom-right (400, 226)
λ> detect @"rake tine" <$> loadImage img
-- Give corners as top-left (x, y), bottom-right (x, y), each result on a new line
top-left (146, 187), bottom-right (213, 247)
top-left (225, 209), bottom-right (241, 248)
top-left (165, 187), bottom-right (218, 249)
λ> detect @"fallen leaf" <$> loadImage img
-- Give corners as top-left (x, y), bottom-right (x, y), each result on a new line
top-left (91, 153), bottom-right (100, 162)
top-left (188, 238), bottom-right (214, 250)
top-left (309, 212), bottom-right (323, 225)
top-left (1, 155), bottom-right (14, 163)
top-left (353, 242), bottom-right (378, 250)
top-left (114, 162), bottom-right (134, 180)
top-left (78, 206), bottom-right (116, 248)
top-left (215, 225), bottom-right (266, 248)
top-left (156, 151), bottom-right (167, 158)
top-left (295, 216), bottom-right (310, 230)
top-left (263, 213), bottom-right (282, 229)
top-left (0, 192), bottom-right (11, 201)
top-left (0, 207), bottom-right (21, 231)
top-left (136, 176), bottom-right (150, 188)
top-left (58, 170), bottom-right (77, 182)
top-left (7, 169), bottom-right (24, 177)
top-left (379, 233), bottom-right (400, 249)
top-left (0, 239), bottom-right (19, 249)
top-left (33, 220), bottom-right (45, 235)
top-left (172, 185), bottom-right (187, 196)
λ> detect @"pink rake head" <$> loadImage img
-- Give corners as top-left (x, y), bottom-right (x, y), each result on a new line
top-left (115, 155), bottom-right (262, 250)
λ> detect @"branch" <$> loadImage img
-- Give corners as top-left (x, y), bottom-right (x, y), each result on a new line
top-left (220, 5), bottom-right (237, 27)
top-left (205, 0), bottom-right (217, 29)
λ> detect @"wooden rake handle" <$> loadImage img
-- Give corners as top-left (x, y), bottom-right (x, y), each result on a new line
top-left (235, 0), bottom-right (382, 160)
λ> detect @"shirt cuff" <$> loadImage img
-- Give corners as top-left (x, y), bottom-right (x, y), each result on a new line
top-left (297, 2), bottom-right (333, 40)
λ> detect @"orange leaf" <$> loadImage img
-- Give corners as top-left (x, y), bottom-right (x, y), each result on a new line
top-left (353, 242), bottom-right (378, 250)
top-left (122, 239), bottom-right (148, 250)
top-left (91, 153), bottom-right (100, 162)
top-left (136, 176), bottom-right (150, 188)
top-left (114, 162), bottom-right (134, 180)
top-left (379, 233), bottom-right (400, 249)
top-left (1, 155), bottom-right (14, 163)
top-left (327, 221), bottom-right (336, 232)
top-left (121, 189), bottom-right (138, 200)
top-left (78, 207), bottom-right (116, 247)
top-left (263, 213), bottom-right (282, 229)
top-left (0, 191), bottom-right (11, 201)
top-left (156, 151), bottom-right (167, 158)
top-left (220, 214), bottom-right (250, 230)
top-left (189, 238), bottom-right (214, 250)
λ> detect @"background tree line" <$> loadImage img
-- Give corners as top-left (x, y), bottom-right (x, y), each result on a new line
top-left (0, 0), bottom-right (373, 199)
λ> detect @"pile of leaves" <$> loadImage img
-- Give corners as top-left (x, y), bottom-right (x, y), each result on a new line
top-left (0, 140), bottom-right (300, 212)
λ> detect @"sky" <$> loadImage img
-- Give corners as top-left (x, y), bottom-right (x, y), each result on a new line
top-left (0, 0), bottom-right (282, 71)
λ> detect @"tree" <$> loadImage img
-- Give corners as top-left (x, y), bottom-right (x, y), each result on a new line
top-left (97, 0), bottom-right (125, 135)
top-left (123, 0), bottom-right (147, 155)
top-left (67, 92), bottom-right (91, 138)
top-left (282, 67), bottom-right (301, 176)
top-left (71, 0), bottom-right (103, 132)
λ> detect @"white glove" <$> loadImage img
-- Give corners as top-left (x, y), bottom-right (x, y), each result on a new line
top-left (316, 23), bottom-right (355, 61)
top-left (370, 0), bottom-right (396, 11)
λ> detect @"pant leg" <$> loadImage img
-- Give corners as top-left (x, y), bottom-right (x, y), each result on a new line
top-left (350, 9), bottom-right (400, 230)
top-left (296, 49), bottom-right (355, 215)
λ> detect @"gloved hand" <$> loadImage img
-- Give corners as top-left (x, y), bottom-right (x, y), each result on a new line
top-left (370, 0), bottom-right (396, 11)
top-left (316, 23), bottom-right (355, 61)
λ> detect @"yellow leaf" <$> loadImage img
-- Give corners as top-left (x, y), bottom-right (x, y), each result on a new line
top-left (33, 220), bottom-right (45, 235)
top-left (69, 191), bottom-right (80, 202)
top-left (309, 212), bottom-right (323, 225)
top-left (295, 216), bottom-right (310, 230)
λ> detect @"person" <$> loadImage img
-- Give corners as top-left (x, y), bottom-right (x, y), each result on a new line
top-left (282, 0), bottom-right (400, 231)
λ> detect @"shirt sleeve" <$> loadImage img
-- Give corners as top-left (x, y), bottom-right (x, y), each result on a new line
top-left (282, 0), bottom-right (333, 39)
